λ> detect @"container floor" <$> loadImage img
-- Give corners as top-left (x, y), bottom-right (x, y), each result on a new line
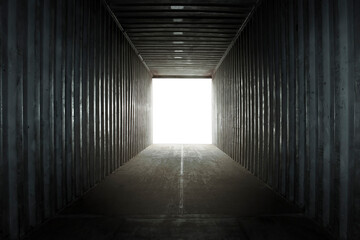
top-left (26, 144), bottom-right (332, 240)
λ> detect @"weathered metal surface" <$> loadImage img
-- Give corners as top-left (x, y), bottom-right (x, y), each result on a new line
top-left (212, 0), bottom-right (360, 239)
top-left (0, 0), bottom-right (152, 239)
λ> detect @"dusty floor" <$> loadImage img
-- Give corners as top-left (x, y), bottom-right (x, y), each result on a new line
top-left (26, 145), bottom-right (332, 240)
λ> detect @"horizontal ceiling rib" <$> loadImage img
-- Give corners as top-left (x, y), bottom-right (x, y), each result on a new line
top-left (112, 12), bottom-right (248, 18)
top-left (109, 6), bottom-right (251, 13)
top-left (127, 32), bottom-right (236, 37)
top-left (116, 18), bottom-right (246, 23)
top-left (121, 24), bottom-right (241, 29)
top-left (108, 1), bottom-right (255, 6)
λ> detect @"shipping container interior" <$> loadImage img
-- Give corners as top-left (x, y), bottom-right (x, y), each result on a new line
top-left (0, 0), bottom-right (359, 239)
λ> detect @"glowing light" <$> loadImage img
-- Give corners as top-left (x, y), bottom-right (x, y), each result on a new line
top-left (173, 32), bottom-right (183, 35)
top-left (174, 50), bottom-right (184, 52)
top-left (171, 6), bottom-right (184, 10)
top-left (173, 41), bottom-right (184, 44)
top-left (153, 78), bottom-right (212, 144)
top-left (173, 18), bottom-right (183, 22)
top-left (174, 56), bottom-right (183, 59)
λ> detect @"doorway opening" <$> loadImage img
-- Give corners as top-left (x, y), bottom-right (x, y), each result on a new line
top-left (152, 78), bottom-right (212, 144)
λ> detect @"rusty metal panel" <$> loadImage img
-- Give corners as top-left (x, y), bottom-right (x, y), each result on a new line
top-left (0, 0), bottom-right (152, 239)
top-left (353, 0), bottom-right (360, 238)
top-left (0, 0), bottom-right (4, 237)
top-left (213, 0), bottom-right (359, 239)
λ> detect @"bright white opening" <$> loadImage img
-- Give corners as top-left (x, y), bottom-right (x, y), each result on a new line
top-left (153, 78), bottom-right (212, 144)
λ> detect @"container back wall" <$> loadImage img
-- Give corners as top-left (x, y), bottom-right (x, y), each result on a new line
top-left (212, 0), bottom-right (360, 240)
top-left (0, 0), bottom-right (152, 239)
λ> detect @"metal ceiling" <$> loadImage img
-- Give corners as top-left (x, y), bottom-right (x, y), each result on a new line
top-left (106, 0), bottom-right (258, 77)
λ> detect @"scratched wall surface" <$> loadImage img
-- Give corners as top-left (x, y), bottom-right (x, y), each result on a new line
top-left (0, 0), bottom-right (152, 239)
top-left (212, 0), bottom-right (360, 239)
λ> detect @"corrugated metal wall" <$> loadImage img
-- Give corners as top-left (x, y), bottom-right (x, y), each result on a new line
top-left (212, 0), bottom-right (360, 239)
top-left (0, 0), bottom-right (152, 239)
